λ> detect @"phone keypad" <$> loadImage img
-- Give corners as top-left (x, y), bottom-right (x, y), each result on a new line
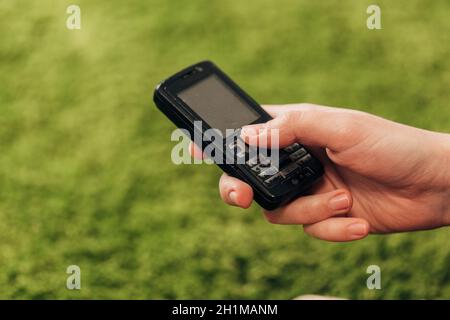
top-left (226, 131), bottom-right (316, 188)
top-left (233, 144), bottom-right (315, 188)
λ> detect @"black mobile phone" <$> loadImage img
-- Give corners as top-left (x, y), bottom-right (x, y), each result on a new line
top-left (153, 61), bottom-right (323, 210)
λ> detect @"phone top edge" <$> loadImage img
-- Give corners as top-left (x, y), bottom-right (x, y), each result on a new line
top-left (154, 60), bottom-right (215, 91)
top-left (153, 60), bottom-right (273, 131)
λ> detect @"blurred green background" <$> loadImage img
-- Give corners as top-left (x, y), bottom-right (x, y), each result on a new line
top-left (0, 0), bottom-right (449, 299)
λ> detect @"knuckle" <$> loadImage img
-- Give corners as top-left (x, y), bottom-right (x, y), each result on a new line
top-left (278, 111), bottom-right (305, 141)
top-left (328, 113), bottom-right (362, 149)
top-left (334, 115), bottom-right (355, 136)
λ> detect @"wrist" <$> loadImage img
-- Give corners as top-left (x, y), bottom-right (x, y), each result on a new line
top-left (432, 132), bottom-right (450, 226)
top-left (443, 139), bottom-right (450, 227)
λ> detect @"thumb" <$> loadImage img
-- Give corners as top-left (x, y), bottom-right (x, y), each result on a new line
top-left (240, 108), bottom-right (364, 152)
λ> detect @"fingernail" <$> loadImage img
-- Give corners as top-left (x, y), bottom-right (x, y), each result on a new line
top-left (347, 223), bottom-right (368, 238)
top-left (328, 193), bottom-right (350, 211)
top-left (241, 126), bottom-right (258, 137)
top-left (229, 191), bottom-right (238, 205)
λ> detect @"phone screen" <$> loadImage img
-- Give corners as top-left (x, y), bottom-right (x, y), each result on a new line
top-left (177, 74), bottom-right (259, 134)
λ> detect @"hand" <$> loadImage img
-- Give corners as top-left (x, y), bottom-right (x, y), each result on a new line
top-left (190, 104), bottom-right (450, 242)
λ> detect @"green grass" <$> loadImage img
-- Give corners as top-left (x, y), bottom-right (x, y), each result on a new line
top-left (0, 0), bottom-right (449, 299)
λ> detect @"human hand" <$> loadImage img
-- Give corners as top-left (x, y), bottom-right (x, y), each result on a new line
top-left (190, 104), bottom-right (450, 241)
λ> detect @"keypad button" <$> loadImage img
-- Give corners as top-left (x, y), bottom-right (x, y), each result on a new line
top-left (303, 167), bottom-right (314, 177)
top-left (258, 155), bottom-right (271, 167)
top-left (228, 141), bottom-right (237, 150)
top-left (278, 152), bottom-right (291, 167)
top-left (296, 154), bottom-right (312, 166)
top-left (284, 143), bottom-right (301, 153)
top-left (246, 156), bottom-right (258, 167)
top-left (264, 174), bottom-right (283, 186)
top-left (258, 166), bottom-right (279, 177)
top-left (280, 162), bottom-right (299, 178)
top-left (251, 165), bottom-right (262, 173)
top-left (235, 144), bottom-right (246, 158)
top-left (289, 148), bottom-right (307, 161)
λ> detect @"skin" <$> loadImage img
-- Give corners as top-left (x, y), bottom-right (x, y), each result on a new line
top-left (190, 104), bottom-right (450, 242)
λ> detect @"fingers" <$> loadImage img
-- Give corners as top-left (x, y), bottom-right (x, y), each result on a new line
top-left (264, 189), bottom-right (352, 225)
top-left (242, 104), bottom-right (367, 152)
top-left (262, 181), bottom-right (370, 242)
top-left (303, 217), bottom-right (370, 242)
top-left (218, 174), bottom-right (253, 208)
